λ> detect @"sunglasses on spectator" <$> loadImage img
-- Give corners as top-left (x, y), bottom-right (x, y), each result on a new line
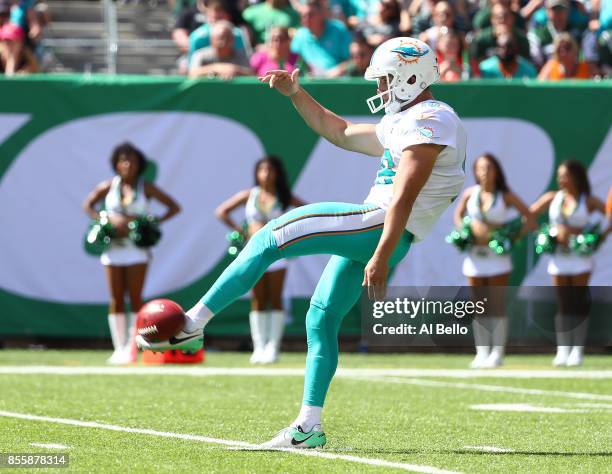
top-left (271, 35), bottom-right (289, 42)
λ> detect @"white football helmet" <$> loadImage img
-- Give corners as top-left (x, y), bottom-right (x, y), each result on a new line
top-left (365, 37), bottom-right (440, 115)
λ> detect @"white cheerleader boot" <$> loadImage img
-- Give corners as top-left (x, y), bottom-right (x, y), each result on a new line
top-left (552, 346), bottom-right (571, 367)
top-left (469, 346), bottom-right (490, 369)
top-left (566, 346), bottom-right (584, 367)
top-left (107, 313), bottom-right (127, 365)
top-left (261, 310), bottom-right (284, 364)
top-left (481, 346), bottom-right (504, 368)
top-left (249, 311), bottom-right (267, 364)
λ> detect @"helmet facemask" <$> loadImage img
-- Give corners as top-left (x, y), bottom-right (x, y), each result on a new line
top-left (366, 73), bottom-right (401, 114)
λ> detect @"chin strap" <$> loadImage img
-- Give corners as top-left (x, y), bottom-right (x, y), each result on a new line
top-left (384, 97), bottom-right (413, 114)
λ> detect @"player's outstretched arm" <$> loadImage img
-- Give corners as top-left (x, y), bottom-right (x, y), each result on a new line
top-left (259, 69), bottom-right (383, 157)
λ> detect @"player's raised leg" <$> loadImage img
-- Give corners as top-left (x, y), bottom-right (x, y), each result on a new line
top-left (136, 202), bottom-right (409, 352)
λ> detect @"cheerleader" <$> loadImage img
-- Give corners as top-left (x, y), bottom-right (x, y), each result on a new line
top-left (216, 155), bottom-right (305, 364)
top-left (83, 143), bottom-right (180, 364)
top-left (454, 153), bottom-right (534, 368)
top-left (530, 160), bottom-right (607, 367)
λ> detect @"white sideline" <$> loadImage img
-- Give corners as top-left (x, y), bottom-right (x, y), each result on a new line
top-left (470, 403), bottom-right (589, 413)
top-left (0, 411), bottom-right (459, 474)
top-left (1, 366), bottom-right (612, 379)
top-left (357, 377), bottom-right (612, 402)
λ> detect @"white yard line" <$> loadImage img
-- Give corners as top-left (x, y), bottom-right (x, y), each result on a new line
top-left (29, 442), bottom-right (70, 449)
top-left (0, 410), bottom-right (458, 474)
top-left (0, 366), bottom-right (611, 379)
top-left (462, 446), bottom-right (514, 453)
top-left (470, 403), bottom-right (589, 413)
top-left (352, 377), bottom-right (612, 402)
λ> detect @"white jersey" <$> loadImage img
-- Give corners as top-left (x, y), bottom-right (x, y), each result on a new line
top-left (364, 99), bottom-right (467, 241)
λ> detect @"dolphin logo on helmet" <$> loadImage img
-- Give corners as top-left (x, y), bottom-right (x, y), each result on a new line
top-left (391, 46), bottom-right (429, 58)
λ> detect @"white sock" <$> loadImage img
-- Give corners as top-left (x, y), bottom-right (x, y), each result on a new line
top-left (266, 310), bottom-right (285, 352)
top-left (475, 345), bottom-right (489, 359)
top-left (292, 405), bottom-right (322, 432)
top-left (555, 345), bottom-right (571, 360)
top-left (107, 313), bottom-right (126, 352)
top-left (489, 345), bottom-right (505, 359)
top-left (124, 312), bottom-right (137, 355)
top-left (249, 311), bottom-right (266, 354)
top-left (185, 301), bottom-right (213, 332)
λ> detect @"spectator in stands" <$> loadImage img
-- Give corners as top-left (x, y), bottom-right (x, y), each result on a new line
top-left (419, 1), bottom-right (456, 52)
top-left (346, 0), bottom-right (382, 28)
top-left (471, 3), bottom-right (531, 63)
top-left (168, 0), bottom-right (197, 19)
top-left (290, 0), bottom-right (351, 76)
top-left (410, 0), bottom-right (470, 36)
top-left (173, 0), bottom-right (207, 54)
top-left (538, 32), bottom-right (591, 78)
top-left (355, 0), bottom-right (401, 47)
top-left (250, 25), bottom-right (299, 75)
top-left (242, 0), bottom-right (300, 46)
top-left (473, 0), bottom-right (526, 31)
top-left (327, 32), bottom-right (373, 76)
top-left (479, 31), bottom-right (537, 78)
top-left (599, 30), bottom-right (612, 76)
top-left (523, 0), bottom-right (588, 31)
top-left (528, 0), bottom-right (586, 67)
top-left (9, 0), bottom-right (42, 44)
top-left (437, 27), bottom-right (464, 81)
top-left (0, 0), bottom-right (37, 75)
top-left (189, 0), bottom-right (250, 58)
top-left (189, 20), bottom-right (252, 79)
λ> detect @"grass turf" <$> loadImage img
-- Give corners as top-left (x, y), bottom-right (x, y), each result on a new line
top-left (0, 350), bottom-right (611, 473)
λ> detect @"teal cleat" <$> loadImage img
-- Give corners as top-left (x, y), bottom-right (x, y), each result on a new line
top-left (261, 425), bottom-right (327, 449)
top-left (135, 329), bottom-right (203, 354)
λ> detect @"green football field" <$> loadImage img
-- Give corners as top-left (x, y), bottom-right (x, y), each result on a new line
top-left (0, 350), bottom-right (611, 473)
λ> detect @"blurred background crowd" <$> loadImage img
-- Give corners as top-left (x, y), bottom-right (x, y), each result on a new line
top-left (1, 0), bottom-right (610, 78)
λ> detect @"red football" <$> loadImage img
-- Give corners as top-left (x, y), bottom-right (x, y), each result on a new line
top-left (137, 299), bottom-right (186, 342)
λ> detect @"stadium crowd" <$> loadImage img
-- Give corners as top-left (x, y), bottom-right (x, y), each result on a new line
top-left (1, 0), bottom-right (610, 77)
top-left (170, 0), bottom-right (612, 79)
top-left (0, 0), bottom-right (49, 74)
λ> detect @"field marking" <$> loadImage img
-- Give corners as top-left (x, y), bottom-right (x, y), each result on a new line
top-left (354, 377), bottom-right (612, 402)
top-left (462, 446), bottom-right (514, 453)
top-left (574, 402), bottom-right (612, 409)
top-left (30, 442), bottom-right (70, 449)
top-left (0, 365), bottom-right (611, 379)
top-left (470, 403), bottom-right (589, 414)
top-left (0, 411), bottom-right (459, 474)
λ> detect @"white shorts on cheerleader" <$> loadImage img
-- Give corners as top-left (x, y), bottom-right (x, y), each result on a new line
top-left (100, 239), bottom-right (150, 267)
top-left (547, 249), bottom-right (593, 276)
top-left (462, 246), bottom-right (512, 278)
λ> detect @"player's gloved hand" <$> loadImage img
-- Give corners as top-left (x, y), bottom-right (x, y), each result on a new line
top-left (258, 69), bottom-right (301, 97)
top-left (362, 255), bottom-right (389, 301)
